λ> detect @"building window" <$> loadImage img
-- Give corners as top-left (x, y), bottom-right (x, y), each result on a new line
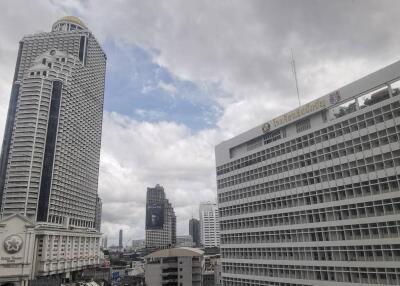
top-left (79, 36), bottom-right (86, 62)
top-left (296, 118), bottom-right (311, 133)
top-left (331, 99), bottom-right (357, 119)
top-left (322, 110), bottom-right (328, 122)
top-left (246, 137), bottom-right (262, 151)
top-left (263, 130), bottom-right (282, 144)
top-left (37, 80), bottom-right (63, 222)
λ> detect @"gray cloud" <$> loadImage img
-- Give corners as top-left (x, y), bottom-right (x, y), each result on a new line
top-left (74, 1), bottom-right (400, 101)
top-left (1, 0), bottom-right (400, 244)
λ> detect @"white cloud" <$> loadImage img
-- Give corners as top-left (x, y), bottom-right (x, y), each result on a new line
top-left (71, 0), bottom-right (400, 105)
top-left (157, 80), bottom-right (177, 95)
top-left (99, 112), bottom-right (221, 244)
top-left (135, 108), bottom-right (166, 120)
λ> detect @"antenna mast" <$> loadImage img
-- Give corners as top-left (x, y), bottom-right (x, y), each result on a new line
top-left (291, 49), bottom-right (301, 106)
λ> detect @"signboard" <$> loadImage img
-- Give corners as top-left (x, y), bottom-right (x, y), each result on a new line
top-left (112, 271), bottom-right (121, 282)
top-left (261, 91), bottom-right (342, 134)
top-left (268, 98), bottom-right (327, 130)
top-left (146, 203), bottom-right (164, 230)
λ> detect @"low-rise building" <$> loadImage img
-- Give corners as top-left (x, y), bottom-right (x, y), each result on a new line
top-left (203, 254), bottom-right (222, 286)
top-left (144, 247), bottom-right (204, 286)
top-left (0, 214), bottom-right (101, 285)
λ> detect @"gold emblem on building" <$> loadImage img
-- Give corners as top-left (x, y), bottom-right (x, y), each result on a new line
top-left (262, 122), bottom-right (271, 133)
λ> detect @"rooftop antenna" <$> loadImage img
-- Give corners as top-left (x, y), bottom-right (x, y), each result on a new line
top-left (291, 49), bottom-right (301, 106)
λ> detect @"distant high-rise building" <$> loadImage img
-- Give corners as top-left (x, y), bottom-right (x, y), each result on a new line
top-left (215, 61), bottom-right (400, 285)
top-left (103, 235), bottom-right (108, 249)
top-left (176, 235), bottom-right (194, 247)
top-left (189, 218), bottom-right (200, 247)
top-left (145, 184), bottom-right (176, 251)
top-left (199, 202), bottom-right (220, 248)
top-left (119, 229), bottom-right (123, 250)
top-left (95, 196), bottom-right (102, 231)
top-left (0, 16), bottom-right (106, 285)
top-left (132, 239), bottom-right (145, 249)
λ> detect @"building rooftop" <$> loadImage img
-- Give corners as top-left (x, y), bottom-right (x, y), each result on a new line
top-left (58, 16), bottom-right (87, 28)
top-left (145, 247), bottom-right (204, 258)
top-left (215, 59), bottom-right (400, 165)
top-left (51, 16), bottom-right (88, 32)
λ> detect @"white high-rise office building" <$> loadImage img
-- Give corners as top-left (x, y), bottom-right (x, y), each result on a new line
top-left (216, 61), bottom-right (400, 285)
top-left (199, 202), bottom-right (220, 248)
top-left (0, 16), bottom-right (106, 285)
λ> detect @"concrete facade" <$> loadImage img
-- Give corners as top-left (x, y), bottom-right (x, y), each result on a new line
top-left (216, 60), bottom-right (400, 285)
top-left (94, 196), bottom-right (102, 232)
top-left (144, 247), bottom-right (204, 286)
top-left (199, 202), bottom-right (220, 248)
top-left (0, 214), bottom-right (36, 286)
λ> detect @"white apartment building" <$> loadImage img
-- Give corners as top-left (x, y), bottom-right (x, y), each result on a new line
top-left (0, 16), bottom-right (105, 285)
top-left (216, 60), bottom-right (400, 285)
top-left (199, 202), bottom-right (220, 248)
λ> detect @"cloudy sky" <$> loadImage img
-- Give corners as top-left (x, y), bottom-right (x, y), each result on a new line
top-left (1, 0), bottom-right (400, 245)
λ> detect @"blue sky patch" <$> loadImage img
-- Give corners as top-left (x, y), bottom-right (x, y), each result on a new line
top-left (103, 40), bottom-right (223, 131)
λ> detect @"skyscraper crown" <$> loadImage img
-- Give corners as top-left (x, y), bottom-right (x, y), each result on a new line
top-left (52, 16), bottom-right (87, 31)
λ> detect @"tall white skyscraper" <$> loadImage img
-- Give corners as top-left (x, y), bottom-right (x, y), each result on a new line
top-left (0, 16), bottom-right (106, 285)
top-left (199, 202), bottom-right (220, 248)
top-left (216, 60), bottom-right (400, 285)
